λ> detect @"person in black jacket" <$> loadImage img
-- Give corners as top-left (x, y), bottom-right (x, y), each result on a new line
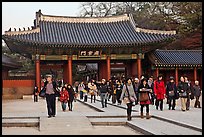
top-left (115, 80), bottom-right (123, 105)
top-left (98, 79), bottom-right (108, 108)
top-left (67, 84), bottom-right (75, 111)
top-left (177, 76), bottom-right (190, 111)
top-left (166, 76), bottom-right (177, 110)
top-left (33, 85), bottom-right (39, 102)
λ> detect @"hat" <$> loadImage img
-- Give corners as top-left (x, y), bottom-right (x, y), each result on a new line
top-left (46, 74), bottom-right (53, 78)
top-left (102, 79), bottom-right (106, 82)
top-left (134, 78), bottom-right (139, 81)
top-left (169, 76), bottom-right (174, 80)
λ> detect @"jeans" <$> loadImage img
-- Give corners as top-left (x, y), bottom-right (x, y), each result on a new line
top-left (61, 102), bottom-right (67, 111)
top-left (100, 93), bottom-right (107, 107)
top-left (80, 91), bottom-right (83, 100)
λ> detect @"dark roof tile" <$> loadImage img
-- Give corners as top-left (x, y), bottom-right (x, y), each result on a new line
top-left (150, 50), bottom-right (202, 65)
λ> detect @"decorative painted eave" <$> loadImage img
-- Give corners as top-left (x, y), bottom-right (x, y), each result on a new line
top-left (135, 27), bottom-right (176, 35)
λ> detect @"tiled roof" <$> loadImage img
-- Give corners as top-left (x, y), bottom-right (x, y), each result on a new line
top-left (2, 54), bottom-right (22, 69)
top-left (2, 11), bottom-right (176, 48)
top-left (149, 50), bottom-right (202, 67)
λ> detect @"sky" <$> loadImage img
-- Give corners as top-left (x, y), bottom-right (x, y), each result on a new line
top-left (2, 2), bottom-right (82, 34)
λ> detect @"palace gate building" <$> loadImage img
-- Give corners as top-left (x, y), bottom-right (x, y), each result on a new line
top-left (3, 10), bottom-right (177, 90)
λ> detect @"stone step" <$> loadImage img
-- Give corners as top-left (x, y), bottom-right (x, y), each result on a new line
top-left (88, 117), bottom-right (202, 135)
top-left (2, 117), bottom-right (39, 127)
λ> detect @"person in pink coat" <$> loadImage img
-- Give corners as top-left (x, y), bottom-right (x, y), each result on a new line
top-left (154, 75), bottom-right (166, 111)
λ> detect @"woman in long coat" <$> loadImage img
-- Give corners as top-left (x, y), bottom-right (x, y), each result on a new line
top-left (120, 78), bottom-right (137, 121)
top-left (154, 75), bottom-right (166, 111)
top-left (67, 84), bottom-right (75, 111)
top-left (166, 76), bottom-right (177, 110)
top-left (138, 78), bottom-right (152, 119)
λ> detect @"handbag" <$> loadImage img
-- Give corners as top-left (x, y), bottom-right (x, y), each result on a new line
top-left (129, 96), bottom-right (136, 102)
top-left (123, 97), bottom-right (130, 104)
top-left (168, 90), bottom-right (175, 97)
top-left (39, 88), bottom-right (45, 97)
top-left (179, 91), bottom-right (187, 97)
top-left (139, 92), bottom-right (149, 101)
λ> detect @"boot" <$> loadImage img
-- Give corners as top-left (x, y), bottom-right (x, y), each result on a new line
top-left (127, 115), bottom-right (131, 121)
top-left (146, 113), bottom-right (151, 119)
top-left (140, 112), bottom-right (144, 118)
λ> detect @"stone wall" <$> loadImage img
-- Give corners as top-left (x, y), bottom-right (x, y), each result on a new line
top-left (2, 80), bottom-right (35, 99)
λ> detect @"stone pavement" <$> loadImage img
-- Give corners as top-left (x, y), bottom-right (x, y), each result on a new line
top-left (2, 95), bottom-right (202, 135)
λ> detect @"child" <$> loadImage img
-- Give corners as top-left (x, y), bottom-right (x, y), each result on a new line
top-left (60, 86), bottom-right (69, 111)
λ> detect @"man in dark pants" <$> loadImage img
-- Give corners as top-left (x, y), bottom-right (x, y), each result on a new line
top-left (42, 74), bottom-right (58, 118)
top-left (33, 86), bottom-right (39, 102)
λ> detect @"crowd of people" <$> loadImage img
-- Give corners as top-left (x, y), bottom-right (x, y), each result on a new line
top-left (35, 74), bottom-right (202, 120)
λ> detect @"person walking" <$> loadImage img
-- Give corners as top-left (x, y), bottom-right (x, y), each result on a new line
top-left (116, 80), bottom-right (123, 105)
top-left (120, 78), bottom-right (137, 121)
top-left (138, 78), bottom-right (152, 119)
top-left (98, 79), bottom-right (108, 108)
top-left (184, 76), bottom-right (193, 110)
top-left (166, 76), bottom-right (177, 110)
top-left (78, 81), bottom-right (85, 100)
top-left (148, 76), bottom-right (155, 105)
top-left (154, 75), bottom-right (166, 111)
top-left (89, 81), bottom-right (97, 103)
top-left (42, 74), bottom-right (59, 118)
top-left (67, 84), bottom-right (75, 111)
top-left (177, 76), bottom-right (190, 111)
top-left (33, 85), bottom-right (39, 102)
top-left (193, 80), bottom-right (202, 108)
top-left (133, 78), bottom-right (140, 105)
top-left (59, 86), bottom-right (69, 112)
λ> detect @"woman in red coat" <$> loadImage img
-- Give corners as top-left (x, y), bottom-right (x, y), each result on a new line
top-left (154, 75), bottom-right (166, 111)
top-left (60, 86), bottom-right (69, 111)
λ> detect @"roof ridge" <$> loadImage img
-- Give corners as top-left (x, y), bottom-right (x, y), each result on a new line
top-left (155, 49), bottom-right (202, 52)
top-left (40, 14), bottom-right (130, 23)
top-left (4, 28), bottom-right (40, 36)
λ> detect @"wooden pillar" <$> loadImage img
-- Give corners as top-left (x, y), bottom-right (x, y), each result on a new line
top-left (137, 54), bottom-right (142, 79)
top-left (68, 56), bottom-right (72, 85)
top-left (107, 56), bottom-right (111, 80)
top-left (132, 61), bottom-right (137, 78)
top-left (175, 67), bottom-right (178, 86)
top-left (194, 67), bottom-right (197, 81)
top-left (156, 67), bottom-right (159, 78)
top-left (63, 63), bottom-right (68, 84)
top-left (35, 54), bottom-right (41, 90)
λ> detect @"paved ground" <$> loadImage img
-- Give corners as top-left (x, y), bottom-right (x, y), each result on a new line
top-left (2, 95), bottom-right (202, 135)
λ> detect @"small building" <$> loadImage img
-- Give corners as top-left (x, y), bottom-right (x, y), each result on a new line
top-left (147, 49), bottom-right (202, 87)
top-left (2, 54), bottom-right (22, 79)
